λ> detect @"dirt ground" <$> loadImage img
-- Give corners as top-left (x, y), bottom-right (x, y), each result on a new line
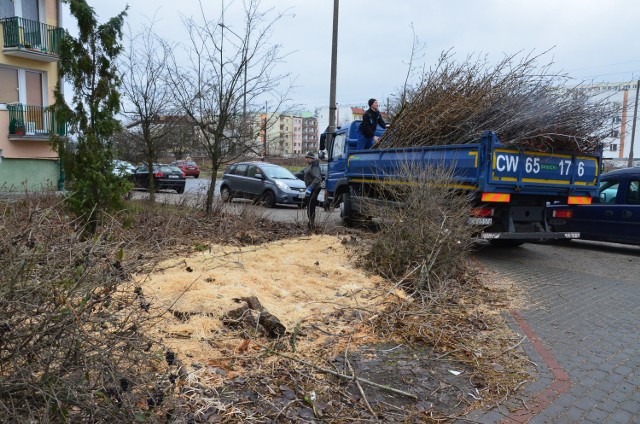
top-left (133, 234), bottom-right (530, 422)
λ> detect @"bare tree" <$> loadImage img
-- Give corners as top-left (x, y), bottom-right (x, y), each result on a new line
top-left (119, 22), bottom-right (176, 202)
top-left (166, 0), bottom-right (293, 215)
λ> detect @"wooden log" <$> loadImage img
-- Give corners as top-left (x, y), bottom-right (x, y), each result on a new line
top-left (258, 310), bottom-right (286, 338)
top-left (228, 296), bottom-right (287, 338)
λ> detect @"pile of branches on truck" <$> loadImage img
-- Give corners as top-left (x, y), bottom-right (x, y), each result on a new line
top-left (379, 50), bottom-right (617, 154)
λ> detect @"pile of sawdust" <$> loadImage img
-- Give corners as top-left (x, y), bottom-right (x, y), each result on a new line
top-left (135, 235), bottom-right (406, 369)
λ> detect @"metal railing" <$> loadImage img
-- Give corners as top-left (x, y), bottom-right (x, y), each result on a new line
top-left (1, 17), bottom-right (63, 56)
top-left (7, 104), bottom-right (66, 136)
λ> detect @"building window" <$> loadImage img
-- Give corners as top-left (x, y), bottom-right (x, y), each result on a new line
top-left (610, 130), bottom-right (619, 138)
top-left (609, 143), bottom-right (617, 152)
top-left (0, 0), bottom-right (14, 18)
top-left (0, 67), bottom-right (18, 103)
top-left (0, 67), bottom-right (45, 106)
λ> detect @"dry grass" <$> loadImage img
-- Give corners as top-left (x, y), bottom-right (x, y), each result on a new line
top-left (0, 193), bottom-right (533, 422)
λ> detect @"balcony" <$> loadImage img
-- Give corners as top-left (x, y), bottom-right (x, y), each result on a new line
top-left (7, 104), bottom-right (66, 139)
top-left (1, 17), bottom-right (63, 62)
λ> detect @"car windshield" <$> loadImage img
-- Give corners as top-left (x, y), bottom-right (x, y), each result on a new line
top-left (262, 165), bottom-right (296, 180)
top-left (158, 165), bottom-right (178, 173)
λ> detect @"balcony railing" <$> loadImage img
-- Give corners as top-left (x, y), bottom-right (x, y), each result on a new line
top-left (7, 104), bottom-right (66, 137)
top-left (1, 17), bottom-right (63, 59)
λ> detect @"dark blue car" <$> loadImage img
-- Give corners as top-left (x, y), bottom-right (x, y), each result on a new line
top-left (548, 167), bottom-right (640, 245)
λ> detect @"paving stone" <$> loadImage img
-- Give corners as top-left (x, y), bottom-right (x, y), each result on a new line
top-left (620, 399), bottom-right (639, 414)
top-left (465, 244), bottom-right (640, 423)
top-left (608, 409), bottom-right (635, 424)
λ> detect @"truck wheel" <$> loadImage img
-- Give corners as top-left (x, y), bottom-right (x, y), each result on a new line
top-left (340, 191), bottom-right (356, 227)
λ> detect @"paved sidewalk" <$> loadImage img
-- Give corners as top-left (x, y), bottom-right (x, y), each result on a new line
top-left (463, 244), bottom-right (640, 424)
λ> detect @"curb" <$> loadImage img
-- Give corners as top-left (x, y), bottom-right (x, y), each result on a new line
top-left (500, 309), bottom-right (572, 423)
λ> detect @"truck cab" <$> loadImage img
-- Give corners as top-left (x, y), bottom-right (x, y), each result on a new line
top-left (320, 120), bottom-right (387, 210)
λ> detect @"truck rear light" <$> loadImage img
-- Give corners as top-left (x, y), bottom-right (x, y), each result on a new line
top-left (567, 196), bottom-right (592, 205)
top-left (471, 207), bottom-right (495, 217)
top-left (552, 209), bottom-right (573, 218)
top-left (481, 192), bottom-right (510, 203)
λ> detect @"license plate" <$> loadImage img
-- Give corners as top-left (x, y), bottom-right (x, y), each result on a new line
top-left (468, 217), bottom-right (492, 225)
top-left (298, 193), bottom-right (305, 199)
top-left (168, 175), bottom-right (179, 179)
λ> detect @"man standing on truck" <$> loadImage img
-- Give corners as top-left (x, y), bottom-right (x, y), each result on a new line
top-left (303, 151), bottom-right (323, 230)
top-left (358, 98), bottom-right (390, 149)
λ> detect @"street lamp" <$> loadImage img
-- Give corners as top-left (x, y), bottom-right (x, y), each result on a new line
top-left (218, 22), bottom-right (247, 118)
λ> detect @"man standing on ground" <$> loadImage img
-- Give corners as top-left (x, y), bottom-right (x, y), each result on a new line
top-left (303, 151), bottom-right (322, 230)
top-left (358, 98), bottom-right (390, 149)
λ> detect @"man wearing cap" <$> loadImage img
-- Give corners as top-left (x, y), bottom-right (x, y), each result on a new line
top-left (302, 151), bottom-right (322, 230)
top-left (358, 98), bottom-right (390, 150)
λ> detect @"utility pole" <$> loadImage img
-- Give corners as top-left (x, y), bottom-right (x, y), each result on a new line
top-left (262, 101), bottom-right (268, 158)
top-left (628, 79), bottom-right (639, 167)
top-left (326, 0), bottom-right (339, 149)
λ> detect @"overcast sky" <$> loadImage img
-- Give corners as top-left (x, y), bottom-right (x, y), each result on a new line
top-left (64, 0), bottom-right (640, 112)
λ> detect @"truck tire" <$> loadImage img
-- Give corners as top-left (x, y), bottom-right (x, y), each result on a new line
top-left (340, 192), bottom-right (355, 226)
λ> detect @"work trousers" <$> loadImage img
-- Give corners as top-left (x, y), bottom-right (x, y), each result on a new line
top-left (306, 187), bottom-right (321, 229)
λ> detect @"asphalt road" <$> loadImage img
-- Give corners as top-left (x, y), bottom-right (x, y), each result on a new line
top-left (131, 176), bottom-right (343, 226)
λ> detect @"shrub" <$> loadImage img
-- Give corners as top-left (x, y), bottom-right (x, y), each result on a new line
top-left (360, 164), bottom-right (476, 299)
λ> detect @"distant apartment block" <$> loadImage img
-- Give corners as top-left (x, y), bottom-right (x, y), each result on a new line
top-left (301, 115), bottom-right (317, 153)
top-left (579, 81), bottom-right (640, 162)
top-left (256, 111), bottom-right (318, 157)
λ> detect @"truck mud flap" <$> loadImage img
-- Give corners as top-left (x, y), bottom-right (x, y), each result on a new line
top-left (480, 231), bottom-right (580, 240)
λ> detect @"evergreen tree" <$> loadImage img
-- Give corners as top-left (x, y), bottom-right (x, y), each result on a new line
top-left (53, 0), bottom-right (129, 233)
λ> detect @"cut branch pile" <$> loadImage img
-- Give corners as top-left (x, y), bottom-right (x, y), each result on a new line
top-left (380, 50), bottom-right (617, 154)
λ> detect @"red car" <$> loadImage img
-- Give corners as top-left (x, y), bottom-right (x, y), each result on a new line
top-left (170, 160), bottom-right (200, 178)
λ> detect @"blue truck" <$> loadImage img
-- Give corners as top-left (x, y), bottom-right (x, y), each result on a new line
top-left (320, 120), bottom-right (602, 245)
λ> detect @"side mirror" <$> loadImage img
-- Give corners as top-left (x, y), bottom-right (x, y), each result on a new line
top-left (319, 133), bottom-right (327, 151)
top-left (254, 173), bottom-right (264, 179)
top-left (599, 193), bottom-right (606, 203)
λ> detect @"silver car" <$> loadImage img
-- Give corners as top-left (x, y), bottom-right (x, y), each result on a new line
top-left (220, 162), bottom-right (306, 207)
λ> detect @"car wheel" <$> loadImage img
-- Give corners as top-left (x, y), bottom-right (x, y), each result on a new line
top-left (176, 186), bottom-right (185, 194)
top-left (220, 186), bottom-right (233, 202)
top-left (262, 190), bottom-right (276, 208)
top-left (194, 174), bottom-right (199, 179)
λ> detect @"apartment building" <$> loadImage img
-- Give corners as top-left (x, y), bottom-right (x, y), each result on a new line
top-left (292, 115), bottom-right (302, 154)
top-left (301, 114), bottom-right (317, 153)
top-left (0, 0), bottom-right (64, 191)
top-left (578, 81), bottom-right (640, 162)
top-left (255, 112), bottom-right (318, 157)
